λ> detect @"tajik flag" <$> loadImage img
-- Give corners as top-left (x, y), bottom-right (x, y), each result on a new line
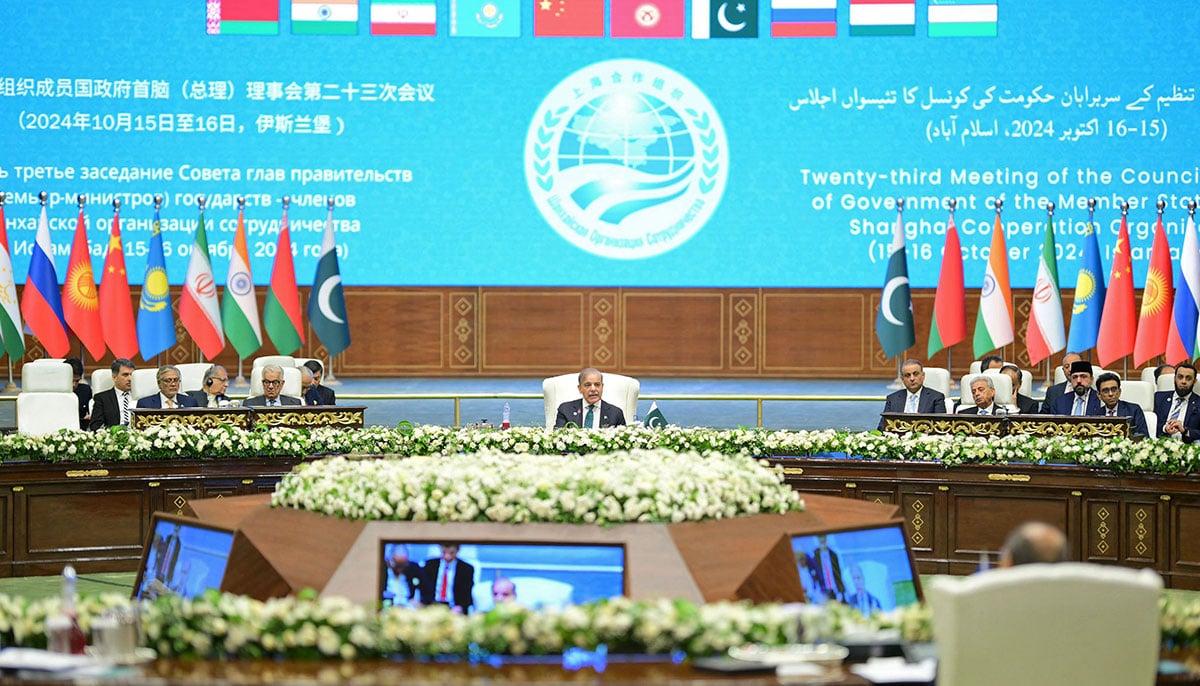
top-left (222, 204), bottom-right (263, 359)
top-left (1025, 214), bottom-right (1065, 365)
top-left (874, 206), bottom-right (915, 359)
top-left (0, 200), bottom-right (25, 361)
top-left (307, 203), bottom-right (351, 358)
top-left (179, 203), bottom-right (225, 360)
top-left (972, 208), bottom-right (1013, 357)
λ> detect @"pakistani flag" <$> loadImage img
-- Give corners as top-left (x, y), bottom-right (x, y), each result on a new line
top-left (875, 207), bottom-right (915, 359)
top-left (644, 401), bottom-right (668, 428)
top-left (307, 203), bottom-right (351, 357)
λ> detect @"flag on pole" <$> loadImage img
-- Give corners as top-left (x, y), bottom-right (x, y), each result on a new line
top-left (179, 201), bottom-right (225, 360)
top-left (307, 202), bottom-right (351, 357)
top-left (1168, 210), bottom-right (1200, 364)
top-left (1025, 212), bottom-right (1065, 366)
top-left (99, 202), bottom-right (138, 359)
top-left (21, 197), bottom-right (70, 358)
top-left (644, 401), bottom-right (668, 428)
top-left (137, 204), bottom-right (176, 360)
top-left (972, 207), bottom-right (1013, 357)
top-left (1097, 212), bottom-right (1137, 367)
top-left (263, 200), bottom-right (305, 355)
top-left (62, 201), bottom-right (105, 361)
top-left (875, 204), bottom-right (915, 359)
top-left (927, 208), bottom-right (966, 357)
top-left (1133, 212), bottom-right (1174, 366)
top-left (1065, 219), bottom-right (1105, 354)
top-left (222, 201), bottom-right (263, 359)
top-left (0, 197), bottom-right (26, 361)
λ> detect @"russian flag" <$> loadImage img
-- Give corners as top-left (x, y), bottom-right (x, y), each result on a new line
top-left (772, 0), bottom-right (836, 37)
top-left (20, 201), bottom-right (69, 358)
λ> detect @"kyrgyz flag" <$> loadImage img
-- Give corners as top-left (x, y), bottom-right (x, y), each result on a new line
top-left (179, 202), bottom-right (225, 360)
top-left (263, 202), bottom-right (305, 355)
top-left (221, 203), bottom-right (263, 359)
top-left (1065, 220), bottom-right (1105, 354)
top-left (307, 203), bottom-right (351, 357)
top-left (1025, 213), bottom-right (1065, 366)
top-left (875, 205), bottom-right (915, 359)
top-left (62, 203), bottom-right (105, 361)
top-left (137, 205), bottom-right (176, 360)
top-left (0, 199), bottom-right (26, 361)
top-left (927, 209), bottom-right (966, 357)
top-left (1097, 213), bottom-right (1137, 367)
top-left (1168, 210), bottom-right (1200, 364)
top-left (972, 208), bottom-right (1013, 357)
top-left (1133, 213), bottom-right (1174, 366)
top-left (99, 203), bottom-right (138, 360)
top-left (20, 198), bottom-right (69, 358)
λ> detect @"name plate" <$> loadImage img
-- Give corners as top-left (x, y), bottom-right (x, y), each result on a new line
top-left (880, 412), bottom-right (1131, 439)
top-left (131, 406), bottom-right (365, 430)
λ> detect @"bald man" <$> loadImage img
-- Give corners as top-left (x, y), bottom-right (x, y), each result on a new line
top-left (999, 522), bottom-right (1068, 567)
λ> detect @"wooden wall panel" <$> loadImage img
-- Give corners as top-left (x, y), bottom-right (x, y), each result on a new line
top-left (23, 487), bottom-right (146, 554)
top-left (622, 292), bottom-right (723, 371)
top-left (762, 292), bottom-right (866, 374)
top-left (948, 491), bottom-right (1068, 560)
top-left (339, 291), bottom-right (446, 375)
top-left (482, 291), bottom-right (585, 371)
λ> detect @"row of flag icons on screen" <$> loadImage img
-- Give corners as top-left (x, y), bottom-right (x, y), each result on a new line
top-left (206, 0), bottom-right (997, 38)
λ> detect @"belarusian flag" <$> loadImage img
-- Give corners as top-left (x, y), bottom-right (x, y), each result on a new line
top-left (927, 209), bottom-right (966, 357)
top-left (179, 203), bottom-right (225, 360)
top-left (292, 0), bottom-right (359, 34)
top-left (221, 204), bottom-right (263, 359)
top-left (307, 203), bottom-right (351, 357)
top-left (0, 199), bottom-right (25, 361)
top-left (875, 205), bottom-right (915, 359)
top-left (263, 202), bottom-right (305, 355)
top-left (972, 208), bottom-right (1013, 357)
top-left (1025, 214), bottom-right (1065, 365)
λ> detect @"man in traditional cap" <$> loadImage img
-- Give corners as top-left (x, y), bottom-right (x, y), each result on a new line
top-left (1051, 360), bottom-right (1101, 416)
top-left (1039, 352), bottom-right (1082, 414)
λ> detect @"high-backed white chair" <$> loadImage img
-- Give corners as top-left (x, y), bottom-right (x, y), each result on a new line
top-left (176, 362), bottom-right (213, 393)
top-left (130, 368), bottom-right (162, 401)
top-left (927, 563), bottom-right (1162, 686)
top-left (17, 362), bottom-right (80, 435)
top-left (249, 366), bottom-right (302, 398)
top-left (1158, 372), bottom-right (1175, 392)
top-left (961, 373), bottom-right (1013, 409)
top-left (91, 368), bottom-right (115, 394)
top-left (253, 355), bottom-right (297, 370)
top-left (1120, 380), bottom-right (1154, 412)
top-left (542, 372), bottom-right (640, 429)
top-left (922, 367), bottom-right (953, 413)
top-left (1140, 367), bottom-right (1158, 385)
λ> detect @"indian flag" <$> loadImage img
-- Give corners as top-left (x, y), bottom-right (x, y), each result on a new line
top-left (221, 205), bottom-right (263, 359)
top-left (928, 0), bottom-right (996, 37)
top-left (849, 0), bottom-right (914, 36)
top-left (293, 0), bottom-right (359, 34)
top-left (207, 0), bottom-right (280, 35)
top-left (973, 209), bottom-right (1014, 357)
top-left (371, 0), bottom-right (437, 35)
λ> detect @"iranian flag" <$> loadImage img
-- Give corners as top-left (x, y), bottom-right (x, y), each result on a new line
top-left (972, 207), bottom-right (1013, 357)
top-left (263, 202), bottom-right (305, 355)
top-left (179, 203), bottom-right (225, 360)
top-left (1025, 213), bottom-right (1065, 365)
top-left (371, 0), bottom-right (437, 34)
top-left (221, 204), bottom-right (263, 359)
top-left (0, 200), bottom-right (25, 361)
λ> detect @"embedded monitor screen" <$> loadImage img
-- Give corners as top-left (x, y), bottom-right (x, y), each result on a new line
top-left (380, 541), bottom-right (625, 613)
top-left (791, 522), bottom-right (921, 615)
top-left (133, 513), bottom-right (236, 601)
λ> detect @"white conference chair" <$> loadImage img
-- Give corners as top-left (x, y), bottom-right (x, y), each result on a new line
top-left (961, 373), bottom-right (1013, 410)
top-left (1140, 367), bottom-right (1158, 385)
top-left (91, 368), bottom-right (115, 394)
top-left (1119, 380), bottom-right (1154, 412)
top-left (249, 366), bottom-right (302, 398)
top-left (17, 362), bottom-right (80, 435)
top-left (252, 355), bottom-right (297, 370)
top-left (969, 361), bottom-right (982, 374)
top-left (542, 372), bottom-right (640, 429)
top-left (1158, 373), bottom-right (1175, 392)
top-left (130, 368), bottom-right (162, 402)
top-left (927, 563), bottom-right (1162, 686)
top-left (176, 362), bottom-right (213, 393)
top-left (922, 367), bottom-right (953, 413)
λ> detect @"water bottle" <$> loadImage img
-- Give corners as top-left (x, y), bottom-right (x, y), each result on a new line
top-left (501, 402), bottom-right (511, 430)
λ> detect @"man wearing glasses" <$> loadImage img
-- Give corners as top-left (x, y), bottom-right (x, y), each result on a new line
top-left (243, 364), bottom-right (301, 407)
top-left (135, 365), bottom-right (199, 409)
top-left (1090, 372), bottom-right (1148, 438)
top-left (187, 365), bottom-right (233, 408)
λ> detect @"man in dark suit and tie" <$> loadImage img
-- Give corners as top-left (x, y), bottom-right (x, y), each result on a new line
top-left (1154, 361), bottom-right (1200, 441)
top-left (1039, 352), bottom-right (1082, 414)
top-left (187, 365), bottom-right (232, 408)
top-left (879, 359), bottom-right (947, 429)
top-left (1000, 364), bottom-right (1039, 414)
top-left (89, 359), bottom-right (136, 430)
top-left (1052, 360), bottom-right (1102, 416)
top-left (419, 544), bottom-right (475, 614)
top-left (957, 375), bottom-right (1003, 415)
top-left (136, 365), bottom-right (199, 409)
top-left (554, 368), bottom-right (626, 428)
top-left (1091, 372), bottom-right (1149, 438)
top-left (243, 364), bottom-right (303, 407)
top-left (302, 360), bottom-right (337, 405)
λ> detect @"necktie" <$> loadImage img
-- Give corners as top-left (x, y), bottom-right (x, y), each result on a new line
top-left (821, 549), bottom-right (835, 591)
top-left (1072, 396), bottom-right (1085, 416)
top-left (438, 564), bottom-right (450, 602)
top-left (120, 392), bottom-right (129, 426)
top-left (978, 408), bottom-right (988, 416)
top-left (1170, 397), bottom-right (1185, 420)
top-left (905, 393), bottom-right (918, 413)
top-left (269, 399), bottom-right (278, 407)
top-left (166, 397), bottom-right (175, 409)
top-left (584, 404), bottom-right (595, 428)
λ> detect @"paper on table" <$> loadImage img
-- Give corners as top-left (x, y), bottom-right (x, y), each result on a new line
top-left (849, 656), bottom-right (937, 684)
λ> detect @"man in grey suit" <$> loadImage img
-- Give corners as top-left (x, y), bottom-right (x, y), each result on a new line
top-left (554, 368), bottom-right (626, 428)
top-left (243, 364), bottom-right (302, 407)
top-left (879, 359), bottom-right (947, 429)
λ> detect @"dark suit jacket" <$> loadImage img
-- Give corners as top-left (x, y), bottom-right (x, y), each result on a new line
top-left (1092, 400), bottom-right (1149, 438)
top-left (1013, 393), bottom-right (1039, 415)
top-left (74, 383), bottom-right (92, 425)
top-left (314, 385), bottom-right (336, 405)
top-left (810, 546), bottom-right (844, 601)
top-left (878, 387), bottom-right (947, 429)
top-left (136, 393), bottom-right (199, 409)
top-left (302, 385), bottom-right (336, 406)
top-left (1153, 391), bottom-right (1200, 442)
top-left (243, 394), bottom-right (302, 407)
top-left (1052, 391), bottom-right (1101, 416)
top-left (187, 390), bottom-right (231, 408)
top-left (89, 388), bottom-right (128, 430)
top-left (554, 399), bottom-right (626, 428)
top-left (419, 558), bottom-right (475, 612)
top-left (1040, 380), bottom-right (1069, 415)
top-left (957, 404), bottom-right (1004, 415)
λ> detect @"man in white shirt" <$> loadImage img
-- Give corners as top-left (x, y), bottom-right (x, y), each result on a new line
top-left (136, 365), bottom-right (199, 409)
top-left (957, 376), bottom-right (1002, 415)
top-left (89, 358), bottom-right (136, 430)
top-left (243, 364), bottom-right (302, 407)
top-left (879, 359), bottom-right (947, 429)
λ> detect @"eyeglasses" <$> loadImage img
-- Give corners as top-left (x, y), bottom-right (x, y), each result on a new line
top-left (212, 377), bottom-right (229, 383)
top-left (262, 379), bottom-right (284, 386)
top-left (160, 378), bottom-right (180, 384)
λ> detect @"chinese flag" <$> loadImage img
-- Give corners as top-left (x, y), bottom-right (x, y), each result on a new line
top-left (1096, 213), bottom-right (1137, 367)
top-left (98, 206), bottom-right (140, 360)
top-left (62, 207), bottom-right (106, 361)
top-left (534, 0), bottom-right (604, 36)
top-left (611, 0), bottom-right (685, 37)
top-left (1133, 214), bottom-right (1174, 366)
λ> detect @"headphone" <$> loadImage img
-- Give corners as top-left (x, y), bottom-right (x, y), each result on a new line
top-left (204, 365), bottom-right (218, 387)
top-left (205, 377), bottom-right (214, 387)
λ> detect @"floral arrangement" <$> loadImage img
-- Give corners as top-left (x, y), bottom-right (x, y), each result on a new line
top-left (3, 424), bottom-right (1200, 476)
top-left (270, 449), bottom-right (803, 524)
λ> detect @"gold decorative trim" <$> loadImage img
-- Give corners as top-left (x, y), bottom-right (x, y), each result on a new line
top-left (987, 473), bottom-right (1031, 482)
top-left (65, 469), bottom-right (109, 478)
top-left (881, 415), bottom-right (1005, 437)
top-left (845, 482), bottom-right (857, 489)
top-left (253, 408), bottom-right (365, 428)
top-left (780, 467), bottom-right (804, 476)
top-left (1161, 495), bottom-right (1172, 501)
top-left (937, 485), bottom-right (949, 491)
top-left (12, 486), bottom-right (23, 492)
top-left (132, 409), bottom-right (253, 430)
top-left (148, 481), bottom-right (160, 488)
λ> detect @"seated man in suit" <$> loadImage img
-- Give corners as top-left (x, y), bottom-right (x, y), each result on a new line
top-left (300, 366), bottom-right (326, 406)
top-left (554, 368), bottom-right (626, 428)
top-left (89, 358), bottom-right (136, 430)
top-left (1039, 352), bottom-right (1081, 414)
top-left (383, 543), bottom-right (422, 608)
top-left (302, 360), bottom-right (337, 405)
top-left (419, 543), bottom-right (474, 614)
top-left (1052, 360), bottom-right (1101, 416)
top-left (1000, 364), bottom-right (1039, 414)
top-left (135, 365), bottom-right (198, 409)
top-left (243, 364), bottom-right (302, 407)
top-left (1154, 361), bottom-right (1200, 441)
top-left (187, 365), bottom-right (232, 408)
top-left (957, 375), bottom-right (1004, 415)
top-left (879, 359), bottom-right (946, 429)
top-left (999, 521), bottom-right (1068, 568)
top-left (845, 563), bottom-right (883, 616)
top-left (1091, 372), bottom-right (1149, 438)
